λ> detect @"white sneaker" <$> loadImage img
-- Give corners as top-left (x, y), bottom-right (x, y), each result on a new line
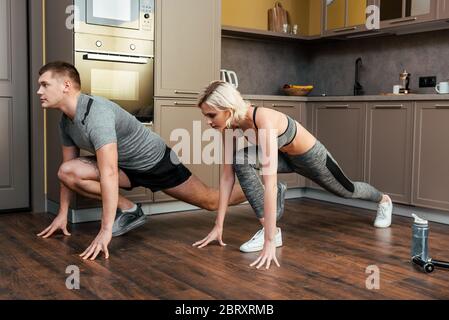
top-left (239, 227), bottom-right (283, 253)
top-left (374, 195), bottom-right (393, 228)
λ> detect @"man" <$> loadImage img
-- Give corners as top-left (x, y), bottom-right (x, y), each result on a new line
top-left (36, 61), bottom-right (286, 261)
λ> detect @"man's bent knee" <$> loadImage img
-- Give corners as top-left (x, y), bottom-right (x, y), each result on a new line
top-left (58, 162), bottom-right (77, 184)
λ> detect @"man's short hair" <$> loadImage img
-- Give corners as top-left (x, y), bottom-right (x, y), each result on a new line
top-left (39, 61), bottom-right (81, 89)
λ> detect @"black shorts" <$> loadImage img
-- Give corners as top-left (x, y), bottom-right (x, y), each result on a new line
top-left (121, 146), bottom-right (192, 192)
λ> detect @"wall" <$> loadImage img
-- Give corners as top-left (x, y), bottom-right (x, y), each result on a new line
top-left (222, 28), bottom-right (449, 96)
top-left (306, 28), bottom-right (449, 96)
top-left (221, 37), bottom-right (311, 95)
top-left (29, 0), bottom-right (46, 212)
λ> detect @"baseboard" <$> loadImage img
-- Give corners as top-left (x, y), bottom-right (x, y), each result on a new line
top-left (47, 199), bottom-right (203, 224)
top-left (302, 188), bottom-right (449, 225)
top-left (46, 188), bottom-right (449, 225)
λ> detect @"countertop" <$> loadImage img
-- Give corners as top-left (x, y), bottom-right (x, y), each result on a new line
top-left (242, 94), bottom-right (449, 102)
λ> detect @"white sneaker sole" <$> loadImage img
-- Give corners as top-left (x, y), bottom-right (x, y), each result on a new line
top-left (240, 233), bottom-right (283, 253)
top-left (240, 241), bottom-right (283, 253)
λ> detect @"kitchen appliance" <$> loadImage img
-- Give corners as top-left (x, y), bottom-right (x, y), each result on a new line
top-left (220, 69), bottom-right (239, 89)
top-left (399, 69), bottom-right (411, 94)
top-left (75, 33), bottom-right (154, 122)
top-left (74, 0), bottom-right (154, 40)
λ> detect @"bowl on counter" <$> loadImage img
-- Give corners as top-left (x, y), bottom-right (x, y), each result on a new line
top-left (282, 84), bottom-right (314, 96)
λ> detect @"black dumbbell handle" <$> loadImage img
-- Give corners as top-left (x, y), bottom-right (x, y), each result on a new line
top-left (412, 256), bottom-right (435, 273)
top-left (432, 259), bottom-right (449, 269)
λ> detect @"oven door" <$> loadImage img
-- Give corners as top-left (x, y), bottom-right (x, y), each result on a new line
top-left (75, 51), bottom-right (154, 122)
top-left (86, 0), bottom-right (140, 30)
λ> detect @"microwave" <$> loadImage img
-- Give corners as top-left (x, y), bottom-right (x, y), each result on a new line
top-left (74, 0), bottom-right (154, 40)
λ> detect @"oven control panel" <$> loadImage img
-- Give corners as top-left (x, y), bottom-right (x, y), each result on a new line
top-left (141, 0), bottom-right (154, 32)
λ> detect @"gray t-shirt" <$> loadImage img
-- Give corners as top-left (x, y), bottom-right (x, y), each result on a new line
top-left (59, 93), bottom-right (166, 172)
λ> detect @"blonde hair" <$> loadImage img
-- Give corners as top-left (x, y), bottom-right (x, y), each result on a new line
top-left (197, 80), bottom-right (249, 128)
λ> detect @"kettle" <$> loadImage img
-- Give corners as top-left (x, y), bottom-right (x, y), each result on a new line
top-left (399, 69), bottom-right (411, 94)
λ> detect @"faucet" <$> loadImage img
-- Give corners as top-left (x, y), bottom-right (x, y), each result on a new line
top-left (354, 57), bottom-right (364, 96)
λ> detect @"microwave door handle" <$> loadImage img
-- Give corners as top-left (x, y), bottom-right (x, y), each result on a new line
top-left (84, 53), bottom-right (150, 64)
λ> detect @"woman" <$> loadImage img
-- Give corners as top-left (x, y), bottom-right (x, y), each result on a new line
top-left (193, 81), bottom-right (393, 270)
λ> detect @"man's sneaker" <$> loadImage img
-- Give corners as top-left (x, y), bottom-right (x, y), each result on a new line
top-left (374, 195), bottom-right (393, 228)
top-left (239, 227), bottom-right (283, 253)
top-left (112, 203), bottom-right (148, 237)
top-left (277, 182), bottom-right (287, 221)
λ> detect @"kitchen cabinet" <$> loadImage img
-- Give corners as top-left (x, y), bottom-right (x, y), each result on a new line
top-left (74, 185), bottom-right (152, 210)
top-left (75, 147), bottom-right (154, 208)
top-left (221, 0), bottom-right (321, 37)
top-left (437, 0), bottom-right (449, 19)
top-left (309, 102), bottom-right (366, 190)
top-left (365, 102), bottom-right (413, 204)
top-left (263, 100), bottom-right (306, 188)
top-left (227, 100), bottom-right (262, 191)
top-left (231, 99), bottom-right (305, 190)
top-left (309, 0), bottom-right (324, 36)
top-left (115, 122), bottom-right (154, 204)
top-left (379, 0), bottom-right (436, 27)
top-left (155, 0), bottom-right (221, 98)
top-left (412, 102), bottom-right (449, 211)
top-left (153, 99), bottom-right (220, 202)
top-left (120, 187), bottom-right (153, 204)
top-left (324, 0), bottom-right (375, 35)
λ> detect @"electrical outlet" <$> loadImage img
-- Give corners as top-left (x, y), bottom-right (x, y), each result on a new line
top-left (419, 76), bottom-right (437, 88)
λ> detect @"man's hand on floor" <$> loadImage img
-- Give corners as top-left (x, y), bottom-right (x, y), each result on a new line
top-left (80, 229), bottom-right (112, 260)
top-left (37, 214), bottom-right (71, 238)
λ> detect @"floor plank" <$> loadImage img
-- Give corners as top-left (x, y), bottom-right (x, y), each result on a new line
top-left (1, 198), bottom-right (449, 300)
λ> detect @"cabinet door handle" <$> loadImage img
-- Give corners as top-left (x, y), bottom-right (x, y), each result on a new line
top-left (390, 17), bottom-right (417, 24)
top-left (174, 90), bottom-right (200, 95)
top-left (173, 102), bottom-right (197, 106)
top-left (333, 26), bottom-right (357, 33)
top-left (374, 104), bottom-right (404, 109)
top-left (271, 104), bottom-right (296, 108)
top-left (435, 104), bottom-right (449, 109)
top-left (324, 104), bottom-right (349, 109)
top-left (83, 53), bottom-right (150, 64)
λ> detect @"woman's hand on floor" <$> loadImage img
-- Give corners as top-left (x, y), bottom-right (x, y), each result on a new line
top-left (37, 214), bottom-right (71, 238)
top-left (193, 224), bottom-right (227, 248)
top-left (250, 240), bottom-right (281, 270)
top-left (80, 229), bottom-right (112, 260)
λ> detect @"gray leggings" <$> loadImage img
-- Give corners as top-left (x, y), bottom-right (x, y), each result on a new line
top-left (233, 140), bottom-right (383, 220)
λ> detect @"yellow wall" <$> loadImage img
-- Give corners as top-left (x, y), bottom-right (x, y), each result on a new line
top-left (222, 0), bottom-right (310, 34)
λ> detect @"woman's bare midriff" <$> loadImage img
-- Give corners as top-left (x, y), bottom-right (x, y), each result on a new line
top-left (279, 121), bottom-right (316, 156)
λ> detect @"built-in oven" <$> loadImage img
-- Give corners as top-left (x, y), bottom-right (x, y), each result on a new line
top-left (74, 0), bottom-right (154, 40)
top-left (75, 33), bottom-right (154, 123)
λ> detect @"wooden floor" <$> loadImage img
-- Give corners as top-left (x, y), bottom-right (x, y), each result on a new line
top-left (1, 198), bottom-right (449, 300)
